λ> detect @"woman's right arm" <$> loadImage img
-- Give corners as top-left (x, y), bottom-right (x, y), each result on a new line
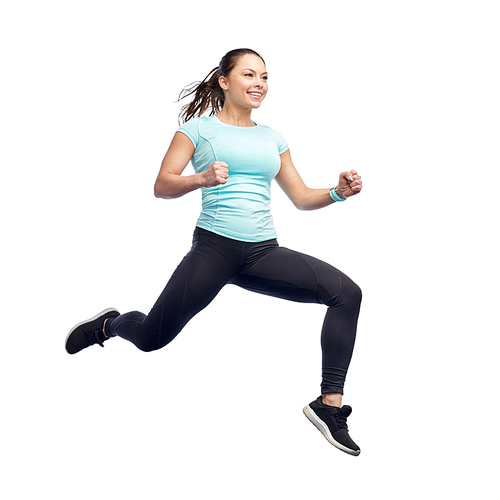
top-left (154, 132), bottom-right (228, 199)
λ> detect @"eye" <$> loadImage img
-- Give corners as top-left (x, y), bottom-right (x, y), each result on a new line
top-left (262, 75), bottom-right (268, 81)
top-left (245, 73), bottom-right (253, 77)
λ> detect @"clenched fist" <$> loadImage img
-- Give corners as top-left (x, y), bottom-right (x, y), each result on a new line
top-left (337, 170), bottom-right (362, 199)
top-left (203, 161), bottom-right (229, 187)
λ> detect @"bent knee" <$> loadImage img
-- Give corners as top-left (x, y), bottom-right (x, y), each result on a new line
top-left (350, 280), bottom-right (362, 305)
top-left (134, 327), bottom-right (162, 353)
top-left (338, 276), bottom-right (362, 309)
top-left (136, 340), bottom-right (161, 353)
top-left (136, 328), bottom-right (178, 353)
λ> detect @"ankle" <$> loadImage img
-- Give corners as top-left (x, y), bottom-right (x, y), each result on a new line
top-left (102, 319), bottom-right (109, 338)
top-left (322, 393), bottom-right (342, 407)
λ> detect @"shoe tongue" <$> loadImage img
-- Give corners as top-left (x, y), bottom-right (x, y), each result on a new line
top-left (338, 405), bottom-right (352, 417)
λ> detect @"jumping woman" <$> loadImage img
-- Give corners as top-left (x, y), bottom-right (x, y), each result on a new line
top-left (65, 48), bottom-right (363, 456)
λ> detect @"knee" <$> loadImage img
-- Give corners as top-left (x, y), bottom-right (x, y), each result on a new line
top-left (320, 273), bottom-right (362, 309)
top-left (351, 279), bottom-right (362, 302)
top-left (134, 321), bottom-right (162, 353)
top-left (344, 278), bottom-right (362, 309)
top-left (136, 327), bottom-right (178, 353)
top-left (136, 339), bottom-right (161, 353)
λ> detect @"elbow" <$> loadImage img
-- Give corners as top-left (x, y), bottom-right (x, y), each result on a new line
top-left (289, 187), bottom-right (313, 211)
top-left (154, 172), bottom-right (185, 199)
top-left (153, 182), bottom-right (163, 198)
top-left (292, 198), bottom-right (312, 211)
top-left (154, 177), bottom-right (177, 199)
top-left (154, 181), bottom-right (171, 199)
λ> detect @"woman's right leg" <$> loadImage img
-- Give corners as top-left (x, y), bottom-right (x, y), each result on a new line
top-left (106, 228), bottom-right (241, 352)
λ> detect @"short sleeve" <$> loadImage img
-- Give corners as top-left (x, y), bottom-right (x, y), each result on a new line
top-left (272, 128), bottom-right (289, 155)
top-left (177, 118), bottom-right (200, 148)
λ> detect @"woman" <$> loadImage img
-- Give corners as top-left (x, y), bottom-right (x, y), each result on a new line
top-left (65, 48), bottom-right (363, 456)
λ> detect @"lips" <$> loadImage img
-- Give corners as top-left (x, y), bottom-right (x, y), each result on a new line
top-left (248, 92), bottom-right (263, 99)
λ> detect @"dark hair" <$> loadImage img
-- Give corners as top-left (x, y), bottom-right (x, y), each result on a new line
top-left (178, 48), bottom-right (265, 124)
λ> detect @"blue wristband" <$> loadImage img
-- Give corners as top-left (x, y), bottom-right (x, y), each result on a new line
top-left (329, 186), bottom-right (346, 202)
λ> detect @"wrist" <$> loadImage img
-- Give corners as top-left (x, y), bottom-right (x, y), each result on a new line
top-left (197, 171), bottom-right (208, 189)
top-left (329, 186), bottom-right (346, 202)
top-left (335, 185), bottom-right (346, 199)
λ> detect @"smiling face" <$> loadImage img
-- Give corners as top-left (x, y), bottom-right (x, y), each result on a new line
top-left (218, 54), bottom-right (268, 111)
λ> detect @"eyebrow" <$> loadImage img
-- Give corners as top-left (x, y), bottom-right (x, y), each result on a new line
top-left (241, 67), bottom-right (268, 75)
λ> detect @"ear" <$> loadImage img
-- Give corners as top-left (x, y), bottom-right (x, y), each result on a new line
top-left (218, 75), bottom-right (229, 91)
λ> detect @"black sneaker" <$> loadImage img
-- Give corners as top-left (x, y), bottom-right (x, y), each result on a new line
top-left (65, 308), bottom-right (120, 354)
top-left (303, 396), bottom-right (361, 456)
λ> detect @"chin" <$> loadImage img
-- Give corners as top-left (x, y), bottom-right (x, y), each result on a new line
top-left (249, 99), bottom-right (264, 109)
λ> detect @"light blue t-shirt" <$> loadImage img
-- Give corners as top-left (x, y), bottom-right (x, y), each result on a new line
top-left (178, 116), bottom-right (289, 242)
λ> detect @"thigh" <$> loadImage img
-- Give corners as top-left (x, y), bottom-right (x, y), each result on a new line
top-left (142, 230), bottom-right (241, 343)
top-left (232, 246), bottom-right (343, 306)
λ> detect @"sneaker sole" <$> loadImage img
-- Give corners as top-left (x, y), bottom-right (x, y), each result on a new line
top-left (303, 404), bottom-right (360, 456)
top-left (65, 307), bottom-right (119, 353)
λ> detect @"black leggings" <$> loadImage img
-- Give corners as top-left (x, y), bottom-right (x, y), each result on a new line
top-left (107, 227), bottom-right (362, 394)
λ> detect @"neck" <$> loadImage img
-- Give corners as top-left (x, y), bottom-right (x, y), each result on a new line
top-left (216, 106), bottom-right (255, 127)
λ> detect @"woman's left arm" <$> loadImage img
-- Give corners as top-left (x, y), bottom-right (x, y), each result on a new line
top-left (275, 149), bottom-right (362, 210)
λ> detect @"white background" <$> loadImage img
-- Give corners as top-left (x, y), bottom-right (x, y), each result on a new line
top-left (1, 1), bottom-right (499, 498)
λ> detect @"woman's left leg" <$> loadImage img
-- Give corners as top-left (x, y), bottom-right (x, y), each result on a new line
top-left (230, 245), bottom-right (362, 396)
top-left (231, 244), bottom-right (363, 455)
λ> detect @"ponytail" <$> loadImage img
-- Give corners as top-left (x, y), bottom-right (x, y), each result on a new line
top-left (177, 67), bottom-right (224, 124)
top-left (177, 48), bottom-right (265, 125)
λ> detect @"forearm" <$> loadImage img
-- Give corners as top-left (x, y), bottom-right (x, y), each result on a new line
top-left (276, 151), bottom-right (350, 211)
top-left (293, 187), bottom-right (338, 210)
top-left (154, 171), bottom-right (205, 199)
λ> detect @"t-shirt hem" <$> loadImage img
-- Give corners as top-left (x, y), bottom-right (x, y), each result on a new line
top-left (195, 222), bottom-right (277, 243)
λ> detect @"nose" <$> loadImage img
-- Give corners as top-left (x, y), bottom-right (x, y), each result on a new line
top-left (254, 78), bottom-right (265, 89)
